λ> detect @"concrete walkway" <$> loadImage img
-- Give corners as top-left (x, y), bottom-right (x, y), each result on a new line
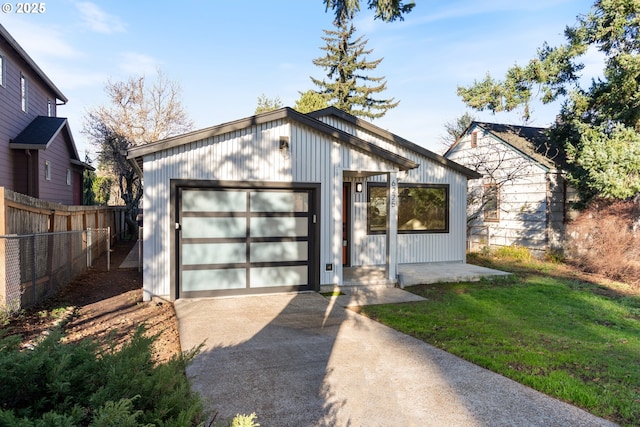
top-left (118, 239), bottom-right (140, 269)
top-left (176, 293), bottom-right (617, 427)
top-left (341, 262), bottom-right (511, 288)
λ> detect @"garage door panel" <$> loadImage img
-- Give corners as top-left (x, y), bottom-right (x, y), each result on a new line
top-left (182, 242), bottom-right (246, 265)
top-left (250, 266), bottom-right (308, 288)
top-left (182, 217), bottom-right (246, 238)
top-left (250, 192), bottom-right (308, 212)
top-left (250, 217), bottom-right (308, 237)
top-left (250, 241), bottom-right (308, 263)
top-left (183, 190), bottom-right (247, 212)
top-left (182, 268), bottom-right (247, 291)
top-left (179, 185), bottom-right (316, 297)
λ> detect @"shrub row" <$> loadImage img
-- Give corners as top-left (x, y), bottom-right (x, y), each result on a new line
top-left (0, 326), bottom-right (204, 426)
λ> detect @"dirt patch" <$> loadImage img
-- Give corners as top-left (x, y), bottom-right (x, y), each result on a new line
top-left (3, 240), bottom-right (181, 364)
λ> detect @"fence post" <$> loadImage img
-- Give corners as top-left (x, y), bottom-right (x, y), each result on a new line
top-left (107, 227), bottom-right (111, 272)
top-left (87, 227), bottom-right (92, 267)
top-left (31, 235), bottom-right (36, 305)
top-left (138, 226), bottom-right (142, 273)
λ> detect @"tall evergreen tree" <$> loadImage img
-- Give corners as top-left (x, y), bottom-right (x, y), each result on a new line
top-left (293, 90), bottom-right (329, 114)
top-left (311, 19), bottom-right (398, 119)
top-left (457, 1), bottom-right (640, 202)
top-left (324, 0), bottom-right (414, 25)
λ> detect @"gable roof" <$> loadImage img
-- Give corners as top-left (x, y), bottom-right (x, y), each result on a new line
top-left (11, 116), bottom-right (69, 149)
top-left (0, 24), bottom-right (67, 103)
top-left (9, 116), bottom-right (92, 170)
top-left (309, 107), bottom-right (481, 179)
top-left (447, 121), bottom-right (566, 170)
top-left (128, 107), bottom-right (422, 174)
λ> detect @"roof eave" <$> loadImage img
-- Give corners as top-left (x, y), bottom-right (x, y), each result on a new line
top-left (128, 107), bottom-right (419, 172)
top-left (309, 107), bottom-right (481, 179)
top-left (70, 159), bottom-right (95, 171)
top-left (0, 24), bottom-right (68, 103)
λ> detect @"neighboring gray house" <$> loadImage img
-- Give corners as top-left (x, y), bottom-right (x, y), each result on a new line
top-left (0, 24), bottom-right (90, 205)
top-left (444, 121), bottom-right (576, 253)
top-left (128, 107), bottom-right (480, 301)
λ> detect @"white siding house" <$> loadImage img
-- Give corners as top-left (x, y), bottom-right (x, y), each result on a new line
top-left (445, 122), bottom-right (576, 254)
top-left (128, 107), bottom-right (480, 301)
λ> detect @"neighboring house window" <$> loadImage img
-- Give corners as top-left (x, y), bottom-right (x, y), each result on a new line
top-left (48, 99), bottom-right (53, 116)
top-left (45, 161), bottom-right (51, 180)
top-left (66, 169), bottom-right (72, 185)
top-left (470, 131), bottom-right (478, 148)
top-left (483, 183), bottom-right (500, 222)
top-left (0, 54), bottom-right (5, 86)
top-left (20, 73), bottom-right (28, 112)
top-left (368, 183), bottom-right (449, 234)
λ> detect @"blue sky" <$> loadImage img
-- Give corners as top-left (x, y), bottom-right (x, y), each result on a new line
top-left (2, 0), bottom-right (599, 158)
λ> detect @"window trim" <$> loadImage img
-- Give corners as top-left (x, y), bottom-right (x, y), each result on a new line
top-left (48, 99), bottom-right (53, 117)
top-left (20, 73), bottom-right (28, 112)
top-left (45, 160), bottom-right (51, 181)
top-left (470, 131), bottom-right (478, 148)
top-left (367, 183), bottom-right (450, 235)
top-left (483, 182), bottom-right (500, 222)
top-left (0, 54), bottom-right (5, 87)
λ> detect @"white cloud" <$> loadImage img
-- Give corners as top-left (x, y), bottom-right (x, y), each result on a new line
top-left (1, 17), bottom-right (80, 59)
top-left (76, 2), bottom-right (126, 34)
top-left (118, 52), bottom-right (160, 75)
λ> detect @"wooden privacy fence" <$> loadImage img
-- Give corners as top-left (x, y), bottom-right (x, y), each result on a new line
top-left (0, 187), bottom-right (126, 237)
top-left (0, 187), bottom-right (128, 311)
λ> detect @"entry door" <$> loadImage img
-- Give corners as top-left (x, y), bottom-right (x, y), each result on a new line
top-left (342, 183), bottom-right (350, 266)
top-left (178, 186), bottom-right (316, 298)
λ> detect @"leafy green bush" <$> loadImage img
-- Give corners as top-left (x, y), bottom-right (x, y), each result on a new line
top-left (0, 326), bottom-right (204, 426)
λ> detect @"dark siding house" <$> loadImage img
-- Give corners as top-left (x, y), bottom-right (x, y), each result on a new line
top-left (0, 24), bottom-right (91, 205)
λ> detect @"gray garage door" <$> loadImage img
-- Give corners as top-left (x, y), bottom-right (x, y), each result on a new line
top-left (177, 186), bottom-right (317, 298)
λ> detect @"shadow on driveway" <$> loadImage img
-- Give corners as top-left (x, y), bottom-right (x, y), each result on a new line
top-left (175, 292), bottom-right (616, 426)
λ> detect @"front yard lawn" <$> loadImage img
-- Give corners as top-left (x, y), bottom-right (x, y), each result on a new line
top-left (358, 254), bottom-right (640, 426)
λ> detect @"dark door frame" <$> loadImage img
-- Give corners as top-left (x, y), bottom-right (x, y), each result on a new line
top-left (170, 179), bottom-right (321, 300)
top-left (342, 182), bottom-right (351, 267)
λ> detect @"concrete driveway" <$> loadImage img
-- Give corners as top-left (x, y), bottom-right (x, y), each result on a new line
top-left (175, 292), bottom-right (617, 427)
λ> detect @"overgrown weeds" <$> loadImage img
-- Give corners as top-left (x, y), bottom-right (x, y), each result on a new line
top-left (565, 198), bottom-right (640, 289)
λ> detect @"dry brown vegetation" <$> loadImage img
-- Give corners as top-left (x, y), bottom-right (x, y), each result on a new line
top-left (565, 198), bottom-right (640, 289)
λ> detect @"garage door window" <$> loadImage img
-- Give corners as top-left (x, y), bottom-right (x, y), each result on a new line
top-left (179, 187), bottom-right (315, 297)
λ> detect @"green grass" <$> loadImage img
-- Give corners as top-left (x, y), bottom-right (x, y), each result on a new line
top-left (359, 254), bottom-right (640, 426)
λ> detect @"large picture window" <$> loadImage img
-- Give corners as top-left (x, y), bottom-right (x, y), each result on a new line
top-left (368, 183), bottom-right (449, 234)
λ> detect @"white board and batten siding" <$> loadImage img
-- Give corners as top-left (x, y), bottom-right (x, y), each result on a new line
top-left (136, 108), bottom-right (475, 300)
top-left (142, 119), bottom-right (407, 299)
top-left (318, 114), bottom-right (469, 265)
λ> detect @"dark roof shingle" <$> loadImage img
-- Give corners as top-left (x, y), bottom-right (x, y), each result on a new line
top-left (11, 116), bottom-right (68, 148)
top-left (474, 122), bottom-right (567, 169)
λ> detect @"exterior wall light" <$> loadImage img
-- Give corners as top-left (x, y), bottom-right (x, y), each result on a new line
top-left (355, 182), bottom-right (363, 193)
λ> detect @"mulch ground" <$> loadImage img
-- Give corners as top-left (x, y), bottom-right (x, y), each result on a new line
top-left (3, 239), bottom-right (182, 364)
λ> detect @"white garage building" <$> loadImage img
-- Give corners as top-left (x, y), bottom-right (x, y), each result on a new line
top-left (128, 107), bottom-right (479, 301)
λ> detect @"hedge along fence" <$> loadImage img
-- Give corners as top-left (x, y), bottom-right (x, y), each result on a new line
top-left (0, 187), bottom-right (128, 311)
